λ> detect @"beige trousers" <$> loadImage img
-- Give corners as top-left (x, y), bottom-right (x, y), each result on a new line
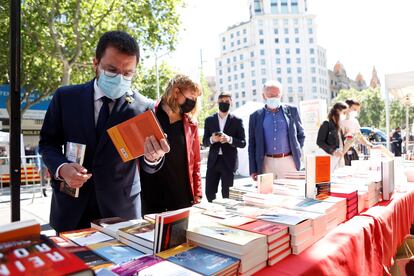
top-left (263, 155), bottom-right (297, 179)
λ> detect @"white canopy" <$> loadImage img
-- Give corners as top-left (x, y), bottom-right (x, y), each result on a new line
top-left (385, 71), bottom-right (414, 151)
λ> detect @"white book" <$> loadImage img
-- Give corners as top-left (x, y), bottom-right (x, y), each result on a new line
top-left (59, 142), bottom-right (86, 198)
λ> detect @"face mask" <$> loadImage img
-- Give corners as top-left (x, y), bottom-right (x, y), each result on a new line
top-left (180, 97), bottom-right (197, 113)
top-left (266, 97), bottom-right (281, 109)
top-left (218, 102), bottom-right (230, 113)
top-left (340, 114), bottom-right (346, 121)
top-left (350, 111), bottom-right (358, 118)
top-left (97, 69), bottom-right (132, 100)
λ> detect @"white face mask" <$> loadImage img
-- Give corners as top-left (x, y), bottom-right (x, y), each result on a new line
top-left (350, 111), bottom-right (358, 118)
top-left (266, 97), bottom-right (281, 109)
top-left (340, 114), bottom-right (346, 121)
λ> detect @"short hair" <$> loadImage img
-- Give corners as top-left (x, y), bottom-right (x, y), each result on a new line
top-left (95, 31), bottom-right (140, 63)
top-left (161, 74), bottom-right (201, 119)
top-left (218, 91), bottom-right (232, 100)
top-left (345, 99), bottom-right (360, 107)
top-left (263, 80), bottom-right (283, 92)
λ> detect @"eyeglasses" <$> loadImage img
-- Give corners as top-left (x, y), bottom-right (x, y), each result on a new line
top-left (99, 66), bottom-right (135, 81)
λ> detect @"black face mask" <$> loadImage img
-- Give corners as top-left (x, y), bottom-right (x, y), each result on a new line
top-left (180, 97), bottom-right (196, 113)
top-left (218, 102), bottom-right (230, 113)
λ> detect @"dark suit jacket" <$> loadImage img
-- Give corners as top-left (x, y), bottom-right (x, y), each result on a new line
top-left (39, 79), bottom-right (160, 232)
top-left (317, 120), bottom-right (342, 155)
top-left (203, 113), bottom-right (246, 172)
top-left (248, 104), bottom-right (305, 174)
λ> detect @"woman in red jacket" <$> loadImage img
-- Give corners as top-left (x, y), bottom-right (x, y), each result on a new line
top-left (140, 74), bottom-right (202, 215)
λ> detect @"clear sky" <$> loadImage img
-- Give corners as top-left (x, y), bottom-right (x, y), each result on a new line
top-left (153, 0), bottom-right (414, 85)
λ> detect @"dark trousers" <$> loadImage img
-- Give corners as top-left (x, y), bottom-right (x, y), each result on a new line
top-left (76, 191), bottom-right (101, 230)
top-left (205, 156), bottom-right (234, 202)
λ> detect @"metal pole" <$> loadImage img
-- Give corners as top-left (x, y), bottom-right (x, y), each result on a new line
top-left (155, 53), bottom-right (159, 99)
top-left (10, 0), bottom-right (21, 222)
top-left (406, 102), bottom-right (410, 154)
top-left (384, 79), bottom-right (391, 150)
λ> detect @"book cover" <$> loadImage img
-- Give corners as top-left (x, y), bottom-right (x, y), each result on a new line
top-left (59, 142), bottom-right (86, 198)
top-left (156, 208), bottom-right (190, 253)
top-left (60, 228), bottom-right (113, 246)
top-left (67, 246), bottom-right (113, 270)
top-left (167, 246), bottom-right (240, 275)
top-left (88, 240), bottom-right (145, 265)
top-left (110, 255), bottom-right (163, 275)
top-left (0, 219), bottom-right (40, 243)
top-left (156, 243), bottom-right (195, 259)
top-left (48, 236), bottom-right (78, 249)
top-left (256, 213), bottom-right (308, 227)
top-left (236, 220), bottom-right (288, 244)
top-left (118, 220), bottom-right (155, 249)
top-left (0, 235), bottom-right (93, 275)
top-left (107, 110), bottom-right (166, 162)
top-left (137, 260), bottom-right (202, 275)
top-left (91, 217), bottom-right (144, 238)
top-left (306, 155), bottom-right (331, 199)
top-left (257, 173), bottom-right (273, 194)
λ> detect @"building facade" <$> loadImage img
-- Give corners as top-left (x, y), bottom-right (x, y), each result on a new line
top-left (215, 0), bottom-right (330, 108)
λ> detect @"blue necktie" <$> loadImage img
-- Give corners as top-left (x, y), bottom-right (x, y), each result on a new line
top-left (96, 96), bottom-right (111, 140)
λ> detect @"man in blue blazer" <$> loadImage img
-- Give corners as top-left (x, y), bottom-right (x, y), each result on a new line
top-left (248, 80), bottom-right (305, 181)
top-left (39, 31), bottom-right (170, 232)
top-left (203, 91), bottom-right (246, 202)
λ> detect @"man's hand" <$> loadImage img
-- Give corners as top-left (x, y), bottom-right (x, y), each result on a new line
top-left (144, 135), bottom-right (170, 162)
top-left (220, 133), bottom-right (231, 144)
top-left (251, 173), bottom-right (258, 181)
top-left (60, 163), bottom-right (91, 188)
top-left (211, 133), bottom-right (221, 143)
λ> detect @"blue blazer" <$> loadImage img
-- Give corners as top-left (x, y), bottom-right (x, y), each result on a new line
top-left (248, 104), bottom-right (305, 174)
top-left (39, 80), bottom-right (160, 232)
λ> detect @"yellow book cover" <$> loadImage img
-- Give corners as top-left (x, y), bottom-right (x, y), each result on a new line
top-left (156, 243), bottom-right (196, 259)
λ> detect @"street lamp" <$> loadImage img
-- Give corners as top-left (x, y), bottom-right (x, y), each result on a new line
top-left (154, 49), bottom-right (171, 99)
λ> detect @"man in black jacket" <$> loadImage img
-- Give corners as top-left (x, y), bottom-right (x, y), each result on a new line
top-left (203, 92), bottom-right (246, 202)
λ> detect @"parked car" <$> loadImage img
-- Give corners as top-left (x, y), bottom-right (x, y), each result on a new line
top-left (360, 127), bottom-right (387, 144)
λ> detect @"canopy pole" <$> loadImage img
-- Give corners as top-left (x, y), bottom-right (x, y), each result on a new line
top-left (384, 80), bottom-right (391, 150)
top-left (406, 103), bottom-right (410, 154)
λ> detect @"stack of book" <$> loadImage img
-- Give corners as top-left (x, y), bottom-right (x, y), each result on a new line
top-left (273, 178), bottom-right (306, 197)
top-left (0, 220), bottom-right (94, 275)
top-left (330, 188), bottom-right (359, 220)
top-left (157, 243), bottom-right (240, 275)
top-left (116, 220), bottom-right (156, 254)
top-left (305, 155), bottom-right (331, 200)
top-left (235, 220), bottom-right (291, 266)
top-left (186, 223), bottom-right (268, 275)
top-left (229, 179), bottom-right (257, 201)
top-left (284, 170), bottom-right (306, 179)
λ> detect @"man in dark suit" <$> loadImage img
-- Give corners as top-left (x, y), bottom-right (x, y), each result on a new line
top-left (203, 91), bottom-right (246, 202)
top-left (249, 80), bottom-right (305, 180)
top-left (39, 31), bottom-right (170, 233)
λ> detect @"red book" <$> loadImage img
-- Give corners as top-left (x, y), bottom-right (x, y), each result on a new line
top-left (235, 220), bottom-right (288, 244)
top-left (346, 208), bottom-right (359, 220)
top-left (330, 189), bottom-right (358, 200)
top-left (0, 235), bottom-right (93, 275)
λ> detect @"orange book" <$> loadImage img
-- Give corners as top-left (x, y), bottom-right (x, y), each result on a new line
top-left (107, 110), bottom-right (166, 162)
top-left (315, 156), bottom-right (330, 183)
top-left (0, 219), bottom-right (40, 243)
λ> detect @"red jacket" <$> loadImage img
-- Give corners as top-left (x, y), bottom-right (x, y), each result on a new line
top-left (155, 103), bottom-right (202, 203)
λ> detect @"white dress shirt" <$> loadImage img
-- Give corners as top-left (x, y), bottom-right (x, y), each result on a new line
top-left (210, 113), bottom-right (233, 155)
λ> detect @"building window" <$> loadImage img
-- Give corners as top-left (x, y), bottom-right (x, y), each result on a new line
top-left (291, 0), bottom-right (299, 13)
top-left (310, 48), bottom-right (315, 54)
top-left (283, 19), bottom-right (289, 25)
top-left (296, 57), bottom-right (301, 64)
top-left (308, 28), bottom-right (313, 34)
top-left (274, 28), bottom-right (279, 34)
top-left (298, 86), bottom-right (303, 93)
top-left (228, 84), bottom-right (232, 90)
top-left (276, 67), bottom-right (281, 74)
top-left (219, 70), bottom-right (222, 75)
top-left (312, 77), bottom-right (316, 83)
top-left (297, 67), bottom-right (302, 73)
top-left (262, 78), bottom-right (266, 84)
top-left (243, 29), bottom-right (247, 34)
top-left (253, 89), bottom-right (257, 95)
top-left (275, 49), bottom-right (280, 55)
top-left (254, 0), bottom-right (263, 14)
top-left (289, 97), bottom-right (293, 102)
top-left (252, 80), bottom-right (256, 86)
top-left (307, 18), bottom-right (312, 26)
top-left (288, 77), bottom-right (292, 84)
top-left (222, 37), bottom-right (226, 42)
top-left (233, 56), bottom-right (237, 62)
top-left (281, 0), bottom-right (288, 14)
top-left (288, 87), bottom-right (293, 93)
top-left (295, 37), bottom-right (300, 43)
top-left (227, 58), bottom-right (230, 64)
top-left (231, 42), bottom-right (234, 47)
top-left (309, 38), bottom-right (314, 43)
top-left (227, 67), bottom-right (231, 73)
top-left (235, 83), bottom-right (239, 89)
top-left (276, 58), bottom-right (281, 64)
top-left (261, 59), bottom-right (266, 65)
top-left (310, 57), bottom-right (315, 64)
top-left (237, 31), bottom-right (240, 36)
top-left (294, 28), bottom-right (299, 34)
top-left (275, 38), bottom-right (279, 44)
top-left (296, 48), bottom-right (300, 54)
top-left (259, 29), bottom-right (264, 35)
top-left (241, 82), bottom-right (245, 88)
top-left (312, 86), bottom-right (317, 93)
top-left (228, 76), bottom-right (231, 81)
top-left (240, 54), bottom-right (244, 60)
top-left (250, 51), bottom-right (254, 57)
top-left (298, 77), bottom-right (302, 83)
top-left (234, 74), bottom-right (238, 80)
top-left (284, 28), bottom-right (289, 34)
top-left (294, 19), bottom-right (299, 25)
top-left (273, 19), bottom-right (278, 26)
top-left (252, 70), bottom-right (256, 77)
top-left (286, 48), bottom-right (290, 54)
top-left (260, 39), bottom-right (264, 44)
top-left (242, 91), bottom-right (246, 97)
top-left (240, 63), bottom-right (244, 70)
top-left (261, 68), bottom-right (266, 75)
top-left (219, 78), bottom-right (223, 84)
top-left (260, 49), bottom-right (265, 55)
top-left (271, 0), bottom-right (278, 14)
top-left (236, 102), bottom-right (240, 108)
top-left (236, 92), bottom-right (239, 98)
top-left (277, 77), bottom-right (282, 83)
top-left (231, 33), bottom-right (234, 39)
top-left (243, 37), bottom-right (247, 43)
top-left (223, 45), bottom-right (226, 50)
top-left (285, 38), bottom-right (289, 44)
top-left (237, 40), bottom-right (241, 45)
top-left (218, 61), bottom-right (222, 66)
top-left (287, 67), bottom-right (291, 74)
top-left (233, 65), bottom-right (237, 71)
top-left (286, 58), bottom-right (291, 64)
top-left (311, 67), bottom-right (316, 73)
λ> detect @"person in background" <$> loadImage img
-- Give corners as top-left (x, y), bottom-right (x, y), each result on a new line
top-left (139, 74), bottom-right (202, 215)
top-left (248, 80), bottom-right (305, 180)
top-left (203, 91), bottom-right (246, 202)
top-left (341, 99), bottom-right (378, 165)
top-left (391, 127), bottom-right (402, 156)
top-left (39, 31), bottom-right (169, 232)
top-left (317, 102), bottom-right (348, 171)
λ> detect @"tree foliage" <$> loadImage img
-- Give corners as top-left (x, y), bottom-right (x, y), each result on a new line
top-left (197, 73), bottom-right (216, 128)
top-left (0, 0), bottom-right (183, 113)
top-left (334, 87), bottom-right (414, 131)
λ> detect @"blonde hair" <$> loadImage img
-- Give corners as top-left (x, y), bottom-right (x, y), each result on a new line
top-left (161, 74), bottom-right (201, 120)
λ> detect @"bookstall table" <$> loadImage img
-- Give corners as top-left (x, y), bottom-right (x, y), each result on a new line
top-left (255, 184), bottom-right (414, 276)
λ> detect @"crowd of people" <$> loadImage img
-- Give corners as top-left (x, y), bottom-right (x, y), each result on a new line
top-left (38, 30), bottom-right (396, 233)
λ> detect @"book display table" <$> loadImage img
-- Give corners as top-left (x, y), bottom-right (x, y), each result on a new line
top-left (256, 184), bottom-right (414, 275)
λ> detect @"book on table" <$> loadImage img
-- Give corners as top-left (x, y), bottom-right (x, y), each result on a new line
top-left (306, 155), bottom-right (331, 199)
top-left (0, 219), bottom-right (40, 243)
top-left (257, 173), bottom-right (273, 194)
top-left (107, 109), bottom-right (166, 162)
top-left (87, 240), bottom-right (146, 266)
top-left (60, 228), bottom-right (113, 246)
top-left (60, 142), bottom-right (86, 198)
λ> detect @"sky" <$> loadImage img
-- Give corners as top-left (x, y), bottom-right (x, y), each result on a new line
top-left (151, 0), bottom-right (414, 86)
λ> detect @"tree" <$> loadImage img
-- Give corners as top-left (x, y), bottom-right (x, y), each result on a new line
top-left (197, 73), bottom-right (216, 128)
top-left (0, 0), bottom-right (183, 114)
top-left (135, 62), bottom-right (176, 100)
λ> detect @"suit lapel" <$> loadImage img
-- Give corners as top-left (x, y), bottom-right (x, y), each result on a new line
top-left (223, 114), bottom-right (232, 133)
top-left (213, 113), bottom-right (220, 132)
top-left (281, 105), bottom-right (291, 126)
top-left (257, 108), bottom-right (265, 142)
top-left (81, 80), bottom-right (97, 152)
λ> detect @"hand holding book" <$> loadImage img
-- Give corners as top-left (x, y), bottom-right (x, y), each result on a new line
top-left (60, 163), bottom-right (91, 188)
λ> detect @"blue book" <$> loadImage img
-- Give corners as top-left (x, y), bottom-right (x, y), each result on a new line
top-left (167, 247), bottom-right (239, 275)
top-left (88, 241), bottom-right (145, 265)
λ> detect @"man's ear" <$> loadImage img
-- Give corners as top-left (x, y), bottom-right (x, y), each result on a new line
top-left (93, 57), bottom-right (99, 72)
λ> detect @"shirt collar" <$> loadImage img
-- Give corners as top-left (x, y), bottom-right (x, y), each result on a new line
top-left (218, 113), bottom-right (229, 121)
top-left (94, 79), bottom-right (105, 101)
